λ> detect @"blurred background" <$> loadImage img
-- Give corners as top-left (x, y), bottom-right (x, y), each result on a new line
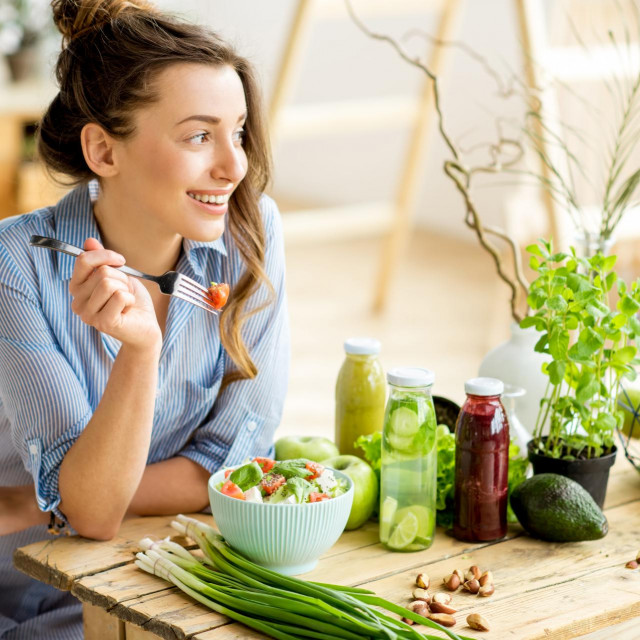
top-left (2, 0), bottom-right (640, 440)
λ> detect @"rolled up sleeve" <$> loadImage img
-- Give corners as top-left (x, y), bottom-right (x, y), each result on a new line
top-left (0, 280), bottom-right (92, 522)
top-left (178, 196), bottom-right (290, 473)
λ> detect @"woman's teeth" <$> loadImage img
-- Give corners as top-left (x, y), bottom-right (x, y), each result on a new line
top-left (188, 192), bottom-right (230, 205)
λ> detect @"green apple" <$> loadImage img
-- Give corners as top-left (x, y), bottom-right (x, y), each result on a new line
top-left (617, 389), bottom-right (640, 439)
top-left (323, 454), bottom-right (378, 530)
top-left (274, 436), bottom-right (339, 462)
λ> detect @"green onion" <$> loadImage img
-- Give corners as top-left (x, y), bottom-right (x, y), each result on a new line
top-left (134, 514), bottom-right (474, 640)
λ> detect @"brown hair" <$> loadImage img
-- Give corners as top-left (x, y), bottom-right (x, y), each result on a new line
top-left (39, 0), bottom-right (274, 389)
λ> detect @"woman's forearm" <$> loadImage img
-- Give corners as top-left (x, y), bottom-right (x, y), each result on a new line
top-left (58, 340), bottom-right (161, 539)
top-left (127, 456), bottom-right (210, 516)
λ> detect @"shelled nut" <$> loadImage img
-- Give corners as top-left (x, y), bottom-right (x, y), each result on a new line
top-left (453, 568), bottom-right (465, 582)
top-left (443, 573), bottom-right (461, 591)
top-left (416, 573), bottom-right (430, 589)
top-left (478, 583), bottom-right (495, 597)
top-left (401, 617), bottom-right (415, 626)
top-left (463, 579), bottom-right (480, 594)
top-left (465, 565), bottom-right (481, 581)
top-left (479, 570), bottom-right (493, 587)
top-left (412, 588), bottom-right (431, 603)
top-left (467, 613), bottom-right (490, 632)
top-left (430, 601), bottom-right (457, 615)
top-left (432, 593), bottom-right (452, 605)
top-left (625, 560), bottom-right (639, 569)
top-left (409, 600), bottom-right (430, 617)
top-left (429, 613), bottom-right (456, 627)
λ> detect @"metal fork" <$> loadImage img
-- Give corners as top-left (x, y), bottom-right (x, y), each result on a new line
top-left (29, 235), bottom-right (218, 315)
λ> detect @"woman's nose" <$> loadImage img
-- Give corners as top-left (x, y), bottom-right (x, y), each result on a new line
top-left (211, 140), bottom-right (247, 184)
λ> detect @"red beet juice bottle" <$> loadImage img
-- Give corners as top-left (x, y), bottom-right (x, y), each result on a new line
top-left (453, 377), bottom-right (509, 542)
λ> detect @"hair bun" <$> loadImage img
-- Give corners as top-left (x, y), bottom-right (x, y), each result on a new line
top-left (51, 0), bottom-right (158, 43)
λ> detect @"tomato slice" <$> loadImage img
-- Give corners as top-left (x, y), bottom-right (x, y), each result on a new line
top-left (224, 469), bottom-right (233, 478)
top-left (221, 480), bottom-right (245, 500)
top-left (206, 282), bottom-right (230, 310)
top-left (308, 492), bottom-right (330, 503)
top-left (305, 461), bottom-right (324, 481)
top-left (261, 473), bottom-right (286, 495)
top-left (253, 457), bottom-right (276, 473)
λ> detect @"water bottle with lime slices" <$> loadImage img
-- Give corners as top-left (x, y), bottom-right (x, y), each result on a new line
top-left (379, 368), bottom-right (437, 552)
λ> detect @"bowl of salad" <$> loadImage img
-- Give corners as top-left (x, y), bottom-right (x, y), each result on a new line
top-left (208, 457), bottom-right (353, 575)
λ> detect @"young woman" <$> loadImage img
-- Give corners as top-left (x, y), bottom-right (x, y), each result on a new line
top-left (0, 1), bottom-right (289, 636)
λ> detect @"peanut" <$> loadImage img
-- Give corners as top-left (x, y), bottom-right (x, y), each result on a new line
top-left (430, 601), bottom-right (457, 615)
top-left (465, 565), bottom-right (481, 581)
top-left (416, 573), bottom-right (430, 589)
top-left (463, 578), bottom-right (480, 594)
top-left (467, 613), bottom-right (490, 631)
top-left (409, 600), bottom-right (430, 617)
top-left (429, 613), bottom-right (456, 627)
top-left (625, 560), bottom-right (639, 569)
top-left (479, 570), bottom-right (493, 587)
top-left (412, 587), bottom-right (431, 603)
top-left (432, 592), bottom-right (452, 605)
top-left (478, 583), bottom-right (495, 597)
top-left (443, 573), bottom-right (461, 591)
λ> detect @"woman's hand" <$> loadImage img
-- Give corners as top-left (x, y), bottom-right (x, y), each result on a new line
top-left (69, 238), bottom-right (161, 350)
top-left (0, 485), bottom-right (48, 536)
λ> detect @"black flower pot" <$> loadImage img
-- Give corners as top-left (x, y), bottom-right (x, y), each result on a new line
top-left (527, 439), bottom-right (617, 508)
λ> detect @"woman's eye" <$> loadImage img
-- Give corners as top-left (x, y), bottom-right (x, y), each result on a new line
top-left (188, 132), bottom-right (209, 144)
top-left (233, 128), bottom-right (245, 144)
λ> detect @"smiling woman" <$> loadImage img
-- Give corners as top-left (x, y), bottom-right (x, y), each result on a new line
top-left (0, 1), bottom-right (289, 638)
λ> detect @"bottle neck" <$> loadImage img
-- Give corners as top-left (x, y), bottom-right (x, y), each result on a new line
top-left (345, 353), bottom-right (378, 362)
top-left (389, 383), bottom-right (432, 393)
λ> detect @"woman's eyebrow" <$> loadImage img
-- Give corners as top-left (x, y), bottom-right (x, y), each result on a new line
top-left (175, 113), bottom-right (247, 126)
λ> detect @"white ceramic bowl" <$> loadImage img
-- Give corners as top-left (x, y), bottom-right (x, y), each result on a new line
top-left (208, 467), bottom-right (354, 575)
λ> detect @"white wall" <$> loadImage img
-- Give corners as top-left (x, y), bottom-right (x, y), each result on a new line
top-left (157, 0), bottom-right (534, 241)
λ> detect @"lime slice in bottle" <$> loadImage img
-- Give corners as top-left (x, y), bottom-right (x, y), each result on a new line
top-left (389, 406), bottom-right (420, 437)
top-left (386, 431), bottom-right (415, 452)
top-left (394, 505), bottom-right (435, 539)
top-left (379, 496), bottom-right (398, 543)
top-left (387, 511), bottom-right (418, 550)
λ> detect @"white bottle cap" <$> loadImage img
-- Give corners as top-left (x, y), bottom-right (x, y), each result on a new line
top-left (465, 377), bottom-right (504, 396)
top-left (387, 367), bottom-right (435, 387)
top-left (344, 337), bottom-right (381, 355)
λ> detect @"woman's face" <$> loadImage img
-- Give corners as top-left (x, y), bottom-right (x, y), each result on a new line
top-left (112, 62), bottom-right (249, 243)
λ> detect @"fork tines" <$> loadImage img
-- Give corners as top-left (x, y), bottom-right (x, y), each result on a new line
top-left (175, 275), bottom-right (218, 315)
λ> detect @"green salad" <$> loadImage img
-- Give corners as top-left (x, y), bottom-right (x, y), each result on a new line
top-left (216, 457), bottom-right (348, 504)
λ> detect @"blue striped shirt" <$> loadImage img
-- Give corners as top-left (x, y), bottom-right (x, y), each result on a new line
top-left (0, 182), bottom-right (289, 637)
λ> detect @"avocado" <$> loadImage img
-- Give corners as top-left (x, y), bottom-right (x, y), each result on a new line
top-left (510, 473), bottom-right (608, 542)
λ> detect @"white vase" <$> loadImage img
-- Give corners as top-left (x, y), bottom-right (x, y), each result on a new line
top-left (478, 323), bottom-right (550, 433)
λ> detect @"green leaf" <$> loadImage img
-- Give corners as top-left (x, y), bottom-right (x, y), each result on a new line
top-left (519, 316), bottom-right (538, 329)
top-left (529, 255), bottom-right (541, 270)
top-left (271, 460), bottom-right (313, 480)
top-left (618, 294), bottom-right (640, 316)
top-left (605, 272), bottom-right (617, 292)
top-left (610, 313), bottom-right (628, 330)
top-left (526, 243), bottom-right (544, 257)
top-left (547, 360), bottom-right (566, 385)
top-left (549, 327), bottom-right (569, 360)
top-left (565, 314), bottom-right (579, 330)
top-left (534, 334), bottom-right (549, 353)
top-left (630, 315), bottom-right (640, 336)
top-left (595, 413), bottom-right (617, 432)
top-left (576, 370), bottom-right (599, 404)
top-left (547, 295), bottom-right (568, 311)
top-left (603, 255), bottom-right (617, 271)
top-left (612, 346), bottom-right (636, 365)
top-left (582, 327), bottom-right (605, 353)
top-left (285, 477), bottom-right (313, 504)
top-left (229, 461), bottom-right (264, 491)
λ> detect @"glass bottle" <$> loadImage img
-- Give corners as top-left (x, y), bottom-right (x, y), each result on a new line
top-left (335, 337), bottom-right (386, 457)
top-left (453, 377), bottom-right (509, 542)
top-left (379, 368), bottom-right (437, 552)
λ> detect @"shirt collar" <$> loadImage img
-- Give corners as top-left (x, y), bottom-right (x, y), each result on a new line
top-left (53, 181), bottom-right (227, 281)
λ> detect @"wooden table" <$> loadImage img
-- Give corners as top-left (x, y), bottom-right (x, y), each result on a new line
top-left (13, 455), bottom-right (640, 640)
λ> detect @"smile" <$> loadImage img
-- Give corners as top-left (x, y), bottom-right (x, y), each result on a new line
top-left (187, 192), bottom-right (231, 205)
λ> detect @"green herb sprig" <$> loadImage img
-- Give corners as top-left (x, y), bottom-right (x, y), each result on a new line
top-left (521, 239), bottom-right (640, 459)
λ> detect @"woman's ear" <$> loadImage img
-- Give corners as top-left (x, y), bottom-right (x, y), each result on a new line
top-left (80, 123), bottom-right (119, 177)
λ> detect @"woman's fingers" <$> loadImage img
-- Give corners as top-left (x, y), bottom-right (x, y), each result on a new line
top-left (69, 237), bottom-right (125, 293)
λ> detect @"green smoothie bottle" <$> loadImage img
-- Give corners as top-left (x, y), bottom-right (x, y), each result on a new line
top-left (335, 338), bottom-right (386, 457)
top-left (379, 367), bottom-right (437, 552)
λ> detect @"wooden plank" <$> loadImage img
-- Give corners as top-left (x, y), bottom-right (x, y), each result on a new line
top-left (356, 500), bottom-right (640, 639)
top-left (13, 514), bottom-right (210, 590)
top-left (194, 623), bottom-right (267, 640)
top-left (576, 616), bottom-right (640, 640)
top-left (111, 590), bottom-right (228, 640)
top-left (125, 622), bottom-right (169, 640)
top-left (84, 602), bottom-right (125, 640)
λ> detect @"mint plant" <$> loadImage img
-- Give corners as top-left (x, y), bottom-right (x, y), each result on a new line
top-left (521, 240), bottom-right (640, 459)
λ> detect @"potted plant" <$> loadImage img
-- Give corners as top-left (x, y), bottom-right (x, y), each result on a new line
top-left (0, 0), bottom-right (53, 82)
top-left (520, 239), bottom-right (640, 506)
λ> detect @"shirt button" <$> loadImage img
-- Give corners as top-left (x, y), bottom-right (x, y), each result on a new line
top-left (246, 421), bottom-right (257, 432)
top-left (29, 444), bottom-right (38, 455)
